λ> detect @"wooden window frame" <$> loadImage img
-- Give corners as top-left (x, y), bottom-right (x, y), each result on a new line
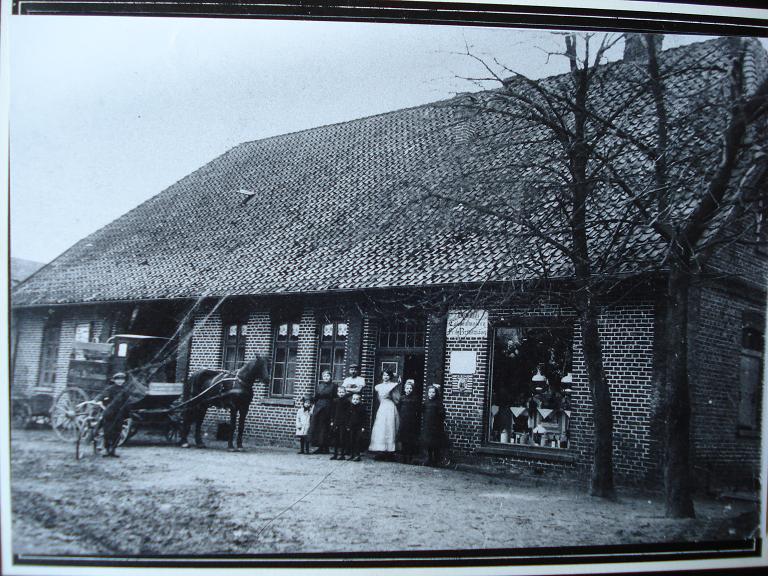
top-left (738, 313), bottom-right (764, 433)
top-left (221, 321), bottom-right (248, 372)
top-left (317, 320), bottom-right (348, 387)
top-left (377, 318), bottom-right (426, 350)
top-left (271, 320), bottom-right (300, 398)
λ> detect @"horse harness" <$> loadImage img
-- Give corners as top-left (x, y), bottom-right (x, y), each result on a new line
top-left (171, 370), bottom-right (246, 413)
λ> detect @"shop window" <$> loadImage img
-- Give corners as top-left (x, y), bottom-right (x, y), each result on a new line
top-left (488, 325), bottom-right (573, 448)
top-left (738, 319), bottom-right (764, 431)
top-left (378, 318), bottom-right (425, 349)
top-left (222, 322), bottom-right (248, 372)
top-left (318, 321), bottom-right (347, 386)
top-left (272, 321), bottom-right (300, 397)
top-left (38, 320), bottom-right (61, 388)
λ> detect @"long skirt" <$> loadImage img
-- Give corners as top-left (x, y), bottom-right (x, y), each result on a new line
top-left (309, 402), bottom-right (332, 447)
top-left (368, 399), bottom-right (399, 452)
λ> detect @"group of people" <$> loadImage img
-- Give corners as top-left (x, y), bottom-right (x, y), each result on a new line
top-left (296, 364), bottom-right (448, 466)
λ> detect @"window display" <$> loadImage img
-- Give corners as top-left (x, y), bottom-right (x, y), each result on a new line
top-left (488, 325), bottom-right (573, 448)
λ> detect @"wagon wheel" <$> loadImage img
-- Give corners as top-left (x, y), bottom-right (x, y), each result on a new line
top-left (11, 400), bottom-right (32, 430)
top-left (51, 387), bottom-right (89, 441)
top-left (75, 412), bottom-right (104, 460)
top-left (117, 418), bottom-right (135, 446)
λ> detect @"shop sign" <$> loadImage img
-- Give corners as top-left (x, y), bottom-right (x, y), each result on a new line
top-left (446, 310), bottom-right (488, 340)
top-left (449, 350), bottom-right (477, 374)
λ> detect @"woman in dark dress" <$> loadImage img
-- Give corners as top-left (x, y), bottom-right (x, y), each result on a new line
top-left (310, 369), bottom-right (336, 454)
top-left (422, 385), bottom-right (447, 466)
top-left (397, 379), bottom-right (421, 464)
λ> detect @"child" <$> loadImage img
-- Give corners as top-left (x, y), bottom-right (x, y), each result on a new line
top-left (295, 395), bottom-right (313, 454)
top-left (397, 379), bottom-right (420, 464)
top-left (330, 385), bottom-right (350, 460)
top-left (346, 393), bottom-right (366, 462)
top-left (422, 384), bottom-right (446, 467)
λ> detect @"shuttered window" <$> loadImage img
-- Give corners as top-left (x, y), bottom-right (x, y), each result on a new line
top-left (738, 321), bottom-right (764, 430)
top-left (38, 320), bottom-right (61, 388)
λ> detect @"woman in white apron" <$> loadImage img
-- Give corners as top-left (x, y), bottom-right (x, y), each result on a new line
top-left (368, 370), bottom-right (400, 455)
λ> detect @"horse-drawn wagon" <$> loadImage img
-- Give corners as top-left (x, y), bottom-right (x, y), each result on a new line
top-left (51, 334), bottom-right (184, 444)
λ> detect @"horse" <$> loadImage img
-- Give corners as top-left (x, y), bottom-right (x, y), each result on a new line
top-left (177, 355), bottom-right (269, 451)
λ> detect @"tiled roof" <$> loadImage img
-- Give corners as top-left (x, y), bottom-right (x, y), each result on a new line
top-left (12, 37), bottom-right (764, 307)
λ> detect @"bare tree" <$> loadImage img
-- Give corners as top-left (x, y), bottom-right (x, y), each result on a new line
top-left (406, 33), bottom-right (766, 508)
top-left (417, 32), bottom-right (648, 499)
top-left (605, 34), bottom-right (768, 517)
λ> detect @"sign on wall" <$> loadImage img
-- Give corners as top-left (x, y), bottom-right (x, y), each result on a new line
top-left (446, 310), bottom-right (488, 340)
top-left (449, 351), bottom-right (477, 375)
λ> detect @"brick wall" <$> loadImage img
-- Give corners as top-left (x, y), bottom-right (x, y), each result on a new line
top-left (11, 308), bottom-right (47, 395)
top-left (688, 284), bottom-right (764, 489)
top-left (442, 300), bottom-right (657, 485)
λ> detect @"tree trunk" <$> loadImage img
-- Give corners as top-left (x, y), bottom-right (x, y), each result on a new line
top-left (576, 289), bottom-right (615, 498)
top-left (664, 264), bottom-right (696, 518)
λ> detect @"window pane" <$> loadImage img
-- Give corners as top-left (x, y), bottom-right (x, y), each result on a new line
top-left (488, 326), bottom-right (572, 448)
top-left (337, 323), bottom-right (348, 339)
top-left (397, 332), bottom-right (406, 348)
top-left (415, 333), bottom-right (425, 348)
top-left (322, 323), bottom-right (334, 340)
top-left (320, 347), bottom-right (331, 364)
top-left (273, 363), bottom-right (285, 380)
top-left (291, 323), bottom-right (300, 339)
top-left (379, 332), bottom-right (387, 347)
top-left (286, 362), bottom-right (297, 380)
top-left (277, 323), bottom-right (288, 340)
top-left (272, 378), bottom-right (283, 396)
top-left (285, 378), bottom-right (295, 396)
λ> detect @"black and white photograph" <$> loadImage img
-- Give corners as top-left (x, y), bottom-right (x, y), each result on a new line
top-left (2, 0), bottom-right (768, 573)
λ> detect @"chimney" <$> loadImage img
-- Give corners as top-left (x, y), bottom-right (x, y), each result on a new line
top-left (623, 33), bottom-right (663, 62)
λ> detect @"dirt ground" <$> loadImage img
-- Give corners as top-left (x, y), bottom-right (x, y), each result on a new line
top-left (8, 429), bottom-right (760, 556)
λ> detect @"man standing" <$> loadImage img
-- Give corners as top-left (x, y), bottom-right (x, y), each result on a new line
top-left (99, 372), bottom-right (132, 457)
top-left (341, 364), bottom-right (365, 396)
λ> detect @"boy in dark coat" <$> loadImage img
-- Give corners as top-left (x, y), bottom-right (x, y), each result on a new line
top-left (99, 372), bottom-right (132, 457)
top-left (422, 384), bottom-right (447, 467)
top-left (346, 393), bottom-right (366, 462)
top-left (397, 379), bottom-right (421, 464)
top-left (330, 385), bottom-right (350, 460)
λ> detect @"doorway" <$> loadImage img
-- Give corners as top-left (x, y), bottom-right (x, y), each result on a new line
top-left (371, 317), bottom-right (427, 427)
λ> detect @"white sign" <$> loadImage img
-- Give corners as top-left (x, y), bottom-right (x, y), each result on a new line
top-left (75, 323), bottom-right (91, 342)
top-left (447, 310), bottom-right (488, 340)
top-left (449, 351), bottom-right (477, 375)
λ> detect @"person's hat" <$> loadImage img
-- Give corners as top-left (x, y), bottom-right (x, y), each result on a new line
top-left (349, 363), bottom-right (360, 369)
top-left (111, 372), bottom-right (127, 382)
top-left (302, 394), bottom-right (312, 402)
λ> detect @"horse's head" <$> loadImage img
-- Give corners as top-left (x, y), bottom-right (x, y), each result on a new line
top-left (236, 354), bottom-right (270, 387)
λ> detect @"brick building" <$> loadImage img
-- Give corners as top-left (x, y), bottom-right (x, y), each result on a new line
top-left (10, 37), bottom-right (767, 489)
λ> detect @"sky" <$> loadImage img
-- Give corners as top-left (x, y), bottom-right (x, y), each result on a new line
top-left (7, 16), bottom-right (746, 263)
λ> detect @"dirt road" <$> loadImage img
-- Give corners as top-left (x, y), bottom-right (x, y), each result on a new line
top-left (9, 430), bottom-right (759, 556)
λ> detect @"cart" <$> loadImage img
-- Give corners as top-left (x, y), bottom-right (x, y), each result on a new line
top-left (51, 334), bottom-right (184, 444)
top-left (11, 389), bottom-right (55, 429)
